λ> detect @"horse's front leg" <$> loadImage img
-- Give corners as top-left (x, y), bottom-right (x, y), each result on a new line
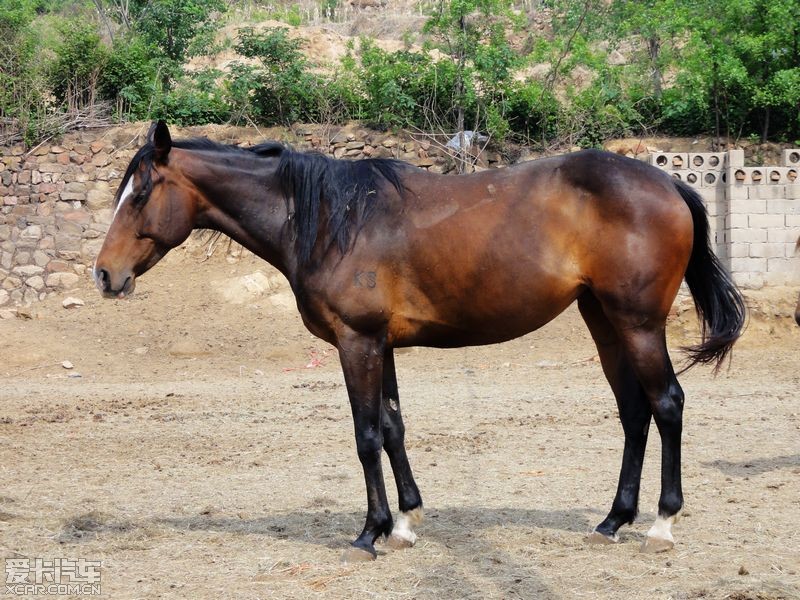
top-left (381, 349), bottom-right (423, 549)
top-left (338, 332), bottom-right (392, 562)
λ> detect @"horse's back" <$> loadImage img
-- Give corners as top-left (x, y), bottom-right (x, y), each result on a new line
top-left (321, 150), bottom-right (694, 347)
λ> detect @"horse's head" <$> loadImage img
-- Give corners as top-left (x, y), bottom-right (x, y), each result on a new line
top-left (94, 121), bottom-right (198, 298)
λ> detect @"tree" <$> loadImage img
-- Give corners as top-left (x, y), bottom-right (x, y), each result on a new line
top-left (50, 19), bottom-right (108, 110)
top-left (0, 0), bottom-right (49, 144)
top-left (132, 0), bottom-right (225, 90)
top-left (424, 0), bottom-right (518, 152)
top-left (605, 0), bottom-right (687, 100)
top-left (232, 27), bottom-right (324, 125)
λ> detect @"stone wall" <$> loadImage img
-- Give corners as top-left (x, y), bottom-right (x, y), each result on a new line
top-left (0, 133), bottom-right (122, 309)
top-left (1, 124), bottom-right (798, 311)
top-left (649, 150), bottom-right (800, 287)
top-left (0, 123), bottom-right (495, 311)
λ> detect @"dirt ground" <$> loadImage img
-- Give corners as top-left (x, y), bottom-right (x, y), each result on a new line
top-left (1, 246), bottom-right (798, 600)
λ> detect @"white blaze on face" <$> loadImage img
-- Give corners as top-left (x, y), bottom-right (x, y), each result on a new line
top-left (113, 177), bottom-right (135, 219)
top-left (390, 507), bottom-right (424, 545)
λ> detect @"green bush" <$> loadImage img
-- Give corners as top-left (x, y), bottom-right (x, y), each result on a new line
top-left (567, 68), bottom-right (645, 148)
top-left (232, 27), bottom-right (327, 125)
top-left (354, 41), bottom-right (474, 132)
top-left (0, 0), bottom-right (52, 145)
top-left (154, 69), bottom-right (230, 125)
top-left (134, 0), bottom-right (226, 90)
top-left (503, 80), bottom-right (559, 143)
top-left (101, 37), bottom-right (158, 118)
top-left (49, 18), bottom-right (107, 107)
top-left (659, 71), bottom-right (711, 136)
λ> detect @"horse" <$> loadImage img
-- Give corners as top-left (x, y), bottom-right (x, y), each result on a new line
top-left (94, 121), bottom-right (746, 561)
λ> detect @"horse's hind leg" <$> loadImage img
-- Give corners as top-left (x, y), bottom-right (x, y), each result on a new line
top-left (381, 349), bottom-right (423, 549)
top-left (579, 293), bottom-right (652, 544)
top-left (615, 324), bottom-right (685, 553)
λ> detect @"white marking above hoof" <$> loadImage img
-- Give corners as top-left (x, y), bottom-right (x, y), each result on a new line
top-left (642, 514), bottom-right (677, 553)
top-left (340, 546), bottom-right (376, 563)
top-left (586, 529), bottom-right (619, 545)
top-left (389, 507), bottom-right (423, 547)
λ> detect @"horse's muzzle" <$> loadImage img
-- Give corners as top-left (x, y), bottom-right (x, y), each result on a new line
top-left (94, 265), bottom-right (135, 299)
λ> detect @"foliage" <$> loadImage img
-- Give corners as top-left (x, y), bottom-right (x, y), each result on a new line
top-left (132, 0), bottom-right (226, 89)
top-left (353, 41), bottom-right (467, 130)
top-left (49, 19), bottom-right (108, 107)
top-left (4, 0), bottom-right (800, 148)
top-left (153, 69), bottom-right (230, 124)
top-left (101, 36), bottom-right (159, 118)
top-left (0, 0), bottom-right (52, 144)
top-left (231, 27), bottom-right (327, 125)
top-left (423, 0), bottom-right (519, 143)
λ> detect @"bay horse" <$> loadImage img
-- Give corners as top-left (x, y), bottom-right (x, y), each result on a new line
top-left (94, 122), bottom-right (746, 560)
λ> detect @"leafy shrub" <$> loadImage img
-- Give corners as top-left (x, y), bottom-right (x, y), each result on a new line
top-left (134, 0), bottom-right (226, 90)
top-left (232, 27), bottom-right (326, 124)
top-left (353, 41), bottom-right (473, 131)
top-left (153, 69), bottom-right (230, 125)
top-left (101, 37), bottom-right (158, 118)
top-left (0, 0), bottom-right (53, 145)
top-left (503, 80), bottom-right (559, 143)
top-left (566, 68), bottom-right (644, 148)
top-left (659, 71), bottom-right (711, 136)
top-left (49, 18), bottom-right (107, 107)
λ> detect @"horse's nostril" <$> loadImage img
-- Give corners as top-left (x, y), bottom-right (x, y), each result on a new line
top-left (98, 268), bottom-right (110, 289)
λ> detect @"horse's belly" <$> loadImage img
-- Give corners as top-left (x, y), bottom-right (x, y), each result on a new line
top-left (389, 319), bottom-right (546, 348)
top-left (388, 285), bottom-right (580, 348)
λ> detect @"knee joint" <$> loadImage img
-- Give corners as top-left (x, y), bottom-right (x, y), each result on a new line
top-left (652, 384), bottom-right (684, 426)
top-left (355, 428), bottom-right (383, 459)
top-left (382, 419), bottom-right (405, 443)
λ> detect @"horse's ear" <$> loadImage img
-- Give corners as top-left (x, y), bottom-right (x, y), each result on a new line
top-left (148, 120), bottom-right (172, 162)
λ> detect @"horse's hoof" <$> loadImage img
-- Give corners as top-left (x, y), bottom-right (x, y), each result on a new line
top-left (586, 530), bottom-right (618, 545)
top-left (386, 534), bottom-right (414, 550)
top-left (340, 546), bottom-right (376, 563)
top-left (641, 536), bottom-right (674, 553)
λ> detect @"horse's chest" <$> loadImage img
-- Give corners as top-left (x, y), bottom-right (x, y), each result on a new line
top-left (294, 284), bottom-right (389, 346)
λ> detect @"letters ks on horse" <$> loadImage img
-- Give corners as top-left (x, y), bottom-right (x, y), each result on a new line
top-left (95, 121), bottom-right (746, 560)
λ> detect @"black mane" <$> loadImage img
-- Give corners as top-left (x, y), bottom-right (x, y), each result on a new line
top-left (277, 149), bottom-right (406, 264)
top-left (115, 136), bottom-right (408, 264)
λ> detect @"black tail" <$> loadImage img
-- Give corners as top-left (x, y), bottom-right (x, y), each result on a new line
top-left (674, 180), bottom-right (746, 372)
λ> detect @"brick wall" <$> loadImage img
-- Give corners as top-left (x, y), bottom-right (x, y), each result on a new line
top-left (650, 149), bottom-right (800, 288)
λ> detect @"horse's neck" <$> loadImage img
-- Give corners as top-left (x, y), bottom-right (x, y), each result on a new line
top-left (188, 155), bottom-right (296, 278)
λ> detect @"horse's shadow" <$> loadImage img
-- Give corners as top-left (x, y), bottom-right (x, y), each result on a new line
top-left (155, 506), bottom-right (608, 598)
top-left (701, 453), bottom-right (800, 477)
top-left (55, 505), bottom-right (628, 598)
top-left (155, 505), bottom-right (604, 550)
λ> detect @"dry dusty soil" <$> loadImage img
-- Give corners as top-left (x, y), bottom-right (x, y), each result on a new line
top-left (1, 247), bottom-right (799, 600)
